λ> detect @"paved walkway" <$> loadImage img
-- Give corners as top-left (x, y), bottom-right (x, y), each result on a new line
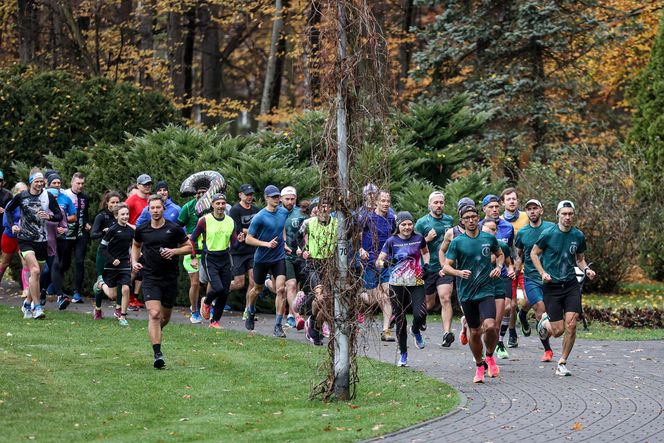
top-left (1, 282), bottom-right (662, 443)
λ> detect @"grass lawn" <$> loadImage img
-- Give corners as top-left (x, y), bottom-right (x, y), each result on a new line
top-left (0, 305), bottom-right (457, 443)
top-left (576, 322), bottom-right (664, 341)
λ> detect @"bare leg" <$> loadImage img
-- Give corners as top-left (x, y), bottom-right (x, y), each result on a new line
top-left (438, 283), bottom-right (453, 333)
top-left (188, 271), bottom-right (200, 312)
top-left (146, 300), bottom-right (164, 345)
top-left (482, 318), bottom-right (498, 354)
top-left (560, 312), bottom-right (578, 362)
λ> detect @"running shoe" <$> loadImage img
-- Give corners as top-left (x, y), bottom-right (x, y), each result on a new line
top-left (32, 305), bottom-right (45, 319)
top-left (57, 295), bottom-right (70, 311)
top-left (496, 342), bottom-right (509, 359)
top-left (381, 329), bottom-right (395, 342)
top-left (486, 355), bottom-right (500, 377)
top-left (286, 314), bottom-right (296, 328)
top-left (118, 317), bottom-right (129, 327)
top-left (356, 313), bottom-right (365, 324)
top-left (412, 326), bottom-right (425, 349)
top-left (295, 315), bottom-right (305, 331)
top-left (72, 292), bottom-right (84, 304)
top-left (537, 313), bottom-right (551, 340)
top-left (92, 276), bottom-right (104, 297)
top-left (305, 317), bottom-right (322, 346)
top-left (398, 352), bottom-right (408, 367)
top-left (200, 302), bottom-right (211, 320)
top-left (223, 304), bottom-right (232, 312)
top-left (555, 362), bottom-right (571, 376)
top-left (245, 312), bottom-right (255, 330)
top-left (93, 309), bottom-right (103, 320)
top-left (441, 331), bottom-right (455, 348)
top-left (209, 306), bottom-right (215, 319)
top-left (273, 323), bottom-right (286, 338)
top-left (322, 322), bottom-right (330, 338)
top-left (507, 332), bottom-right (518, 348)
top-left (473, 361), bottom-right (488, 383)
top-left (518, 308), bottom-right (531, 336)
top-left (242, 309), bottom-right (249, 321)
top-left (153, 352), bottom-right (165, 369)
top-left (190, 310), bottom-right (202, 324)
top-left (114, 307), bottom-right (122, 319)
top-left (22, 302), bottom-right (32, 319)
top-left (209, 321), bottom-right (222, 329)
top-left (460, 316), bottom-right (468, 345)
top-left (541, 350), bottom-right (554, 362)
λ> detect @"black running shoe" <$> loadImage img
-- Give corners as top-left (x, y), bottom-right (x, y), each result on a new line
top-left (507, 333), bottom-right (518, 348)
top-left (441, 331), bottom-right (455, 347)
top-left (245, 312), bottom-right (255, 331)
top-left (273, 324), bottom-right (286, 338)
top-left (153, 352), bottom-right (165, 369)
top-left (519, 309), bottom-right (532, 336)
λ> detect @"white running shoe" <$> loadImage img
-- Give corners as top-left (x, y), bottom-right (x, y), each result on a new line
top-left (32, 305), bottom-right (46, 319)
top-left (555, 363), bottom-right (572, 376)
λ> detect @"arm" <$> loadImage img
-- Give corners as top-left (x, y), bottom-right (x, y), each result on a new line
top-left (513, 246), bottom-right (524, 272)
top-left (90, 213), bottom-right (106, 240)
top-left (131, 240), bottom-right (143, 271)
top-left (100, 228), bottom-right (115, 262)
top-left (246, 233), bottom-right (278, 249)
top-left (47, 194), bottom-right (63, 222)
top-left (530, 244), bottom-right (551, 283)
top-left (438, 229), bottom-right (453, 275)
top-left (575, 252), bottom-right (596, 280)
top-left (443, 257), bottom-right (471, 279)
top-left (421, 246), bottom-right (430, 267)
top-left (375, 251), bottom-right (388, 270)
top-left (490, 248), bottom-right (504, 278)
top-left (189, 217), bottom-right (206, 259)
top-left (5, 195), bottom-right (19, 226)
top-left (135, 206), bottom-right (150, 228)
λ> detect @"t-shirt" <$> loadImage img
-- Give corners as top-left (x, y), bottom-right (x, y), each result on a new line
top-left (284, 206), bottom-right (306, 261)
top-left (5, 190), bottom-right (63, 242)
top-left (248, 206), bottom-right (289, 264)
top-left (445, 232), bottom-right (500, 302)
top-left (126, 193), bottom-right (149, 225)
top-left (190, 214), bottom-right (236, 256)
top-left (134, 220), bottom-right (188, 280)
top-left (359, 210), bottom-right (395, 266)
top-left (381, 234), bottom-right (427, 286)
top-left (228, 202), bottom-right (260, 256)
top-left (62, 189), bottom-right (90, 239)
top-left (514, 221), bottom-right (556, 281)
top-left (479, 218), bottom-right (514, 247)
top-left (415, 213), bottom-right (453, 272)
top-left (534, 225), bottom-right (587, 283)
top-left (101, 223), bottom-right (135, 268)
top-left (177, 199), bottom-right (199, 235)
top-left (497, 239), bottom-right (511, 279)
top-left (136, 198), bottom-right (181, 227)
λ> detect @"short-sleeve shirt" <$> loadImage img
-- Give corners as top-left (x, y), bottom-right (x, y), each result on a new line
top-left (359, 210), bottom-right (396, 265)
top-left (228, 202), bottom-right (260, 256)
top-left (134, 220), bottom-right (188, 280)
top-left (126, 193), bottom-right (149, 225)
top-left (515, 221), bottom-right (556, 281)
top-left (479, 218), bottom-right (514, 247)
top-left (101, 223), bottom-right (135, 267)
top-left (534, 225), bottom-right (586, 283)
top-left (284, 206), bottom-right (306, 261)
top-left (445, 232), bottom-right (500, 302)
top-left (415, 213), bottom-right (453, 272)
top-left (381, 234), bottom-right (427, 286)
top-left (248, 206), bottom-right (289, 264)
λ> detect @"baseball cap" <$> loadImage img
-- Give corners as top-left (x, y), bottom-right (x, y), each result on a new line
top-left (281, 186), bottom-right (297, 197)
top-left (482, 194), bottom-right (500, 206)
top-left (525, 199), bottom-right (542, 208)
top-left (556, 200), bottom-right (575, 212)
top-left (239, 184), bottom-right (255, 194)
top-left (264, 185), bottom-right (281, 197)
top-left (137, 174), bottom-right (152, 185)
top-left (459, 205), bottom-right (478, 217)
top-left (362, 183), bottom-right (378, 196)
top-left (211, 193), bottom-right (226, 202)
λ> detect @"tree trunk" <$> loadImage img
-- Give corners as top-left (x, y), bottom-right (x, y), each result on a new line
top-left (199, 2), bottom-right (221, 127)
top-left (269, 0), bottom-right (290, 112)
top-left (137, 0), bottom-right (155, 88)
top-left (529, 40), bottom-right (547, 163)
top-left (17, 0), bottom-right (39, 64)
top-left (397, 0), bottom-right (415, 93)
top-left (183, 7), bottom-right (196, 119)
top-left (258, 0), bottom-right (286, 128)
top-left (303, 0), bottom-right (321, 108)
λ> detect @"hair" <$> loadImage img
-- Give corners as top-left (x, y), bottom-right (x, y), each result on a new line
top-left (126, 183), bottom-right (138, 195)
top-left (482, 219), bottom-right (497, 228)
top-left (148, 194), bottom-right (165, 205)
top-left (299, 199), bottom-right (311, 216)
top-left (72, 172), bottom-right (85, 181)
top-left (500, 187), bottom-right (518, 202)
top-left (112, 202), bottom-right (129, 217)
top-left (12, 182), bottom-right (27, 196)
top-left (100, 191), bottom-right (122, 211)
top-left (378, 190), bottom-right (391, 199)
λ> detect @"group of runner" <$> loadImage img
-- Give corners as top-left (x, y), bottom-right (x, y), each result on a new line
top-left (2, 168), bottom-right (595, 380)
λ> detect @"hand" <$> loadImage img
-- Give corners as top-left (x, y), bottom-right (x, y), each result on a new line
top-left (296, 247), bottom-right (302, 257)
top-left (85, 223), bottom-right (91, 231)
top-left (438, 269), bottom-right (446, 277)
top-left (359, 248), bottom-right (369, 261)
top-left (191, 257), bottom-right (198, 269)
top-left (285, 244), bottom-right (293, 254)
top-left (376, 259), bottom-right (384, 270)
top-left (303, 251), bottom-right (310, 260)
top-left (37, 210), bottom-right (49, 220)
top-left (56, 227), bottom-right (66, 235)
top-left (11, 225), bottom-right (20, 234)
top-left (238, 232), bottom-right (246, 242)
top-left (506, 266), bottom-right (515, 279)
top-left (132, 262), bottom-right (143, 272)
top-left (458, 269), bottom-right (471, 279)
top-left (585, 269), bottom-right (596, 280)
top-left (0, 208), bottom-right (4, 214)
top-left (423, 263), bottom-right (430, 274)
top-left (541, 272), bottom-right (552, 283)
top-left (160, 248), bottom-right (175, 259)
top-left (489, 266), bottom-right (501, 278)
top-left (266, 237), bottom-right (278, 249)
top-left (426, 228), bottom-right (437, 242)
top-left (113, 259), bottom-right (120, 266)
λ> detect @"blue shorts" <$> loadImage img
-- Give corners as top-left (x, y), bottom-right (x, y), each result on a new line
top-left (363, 267), bottom-right (389, 290)
top-left (524, 277), bottom-right (544, 305)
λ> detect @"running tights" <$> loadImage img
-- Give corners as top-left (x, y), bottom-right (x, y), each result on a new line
top-left (390, 285), bottom-right (427, 354)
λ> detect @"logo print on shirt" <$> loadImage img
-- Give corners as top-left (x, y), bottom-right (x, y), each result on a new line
top-left (569, 243), bottom-right (577, 254)
top-left (482, 246), bottom-right (490, 257)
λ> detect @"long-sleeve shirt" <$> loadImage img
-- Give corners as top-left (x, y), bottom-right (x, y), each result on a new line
top-left (6, 190), bottom-right (63, 242)
top-left (91, 209), bottom-right (116, 240)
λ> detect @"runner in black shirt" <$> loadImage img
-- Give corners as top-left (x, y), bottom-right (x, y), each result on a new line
top-left (132, 195), bottom-right (190, 368)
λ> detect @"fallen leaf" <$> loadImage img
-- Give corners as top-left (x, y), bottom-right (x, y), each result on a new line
top-left (571, 422), bottom-right (583, 431)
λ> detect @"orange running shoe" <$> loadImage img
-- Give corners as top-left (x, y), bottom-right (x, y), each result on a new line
top-left (460, 316), bottom-right (469, 346)
top-left (541, 350), bottom-right (554, 362)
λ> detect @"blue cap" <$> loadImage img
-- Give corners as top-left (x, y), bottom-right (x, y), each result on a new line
top-left (482, 194), bottom-right (500, 206)
top-left (264, 185), bottom-right (281, 197)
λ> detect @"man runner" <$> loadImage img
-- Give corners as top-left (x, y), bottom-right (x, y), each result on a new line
top-left (415, 191), bottom-right (455, 346)
top-left (531, 200), bottom-right (596, 376)
top-left (126, 173), bottom-right (153, 310)
top-left (281, 186), bottom-right (307, 330)
top-left (60, 172), bottom-right (91, 303)
top-left (132, 195), bottom-right (191, 368)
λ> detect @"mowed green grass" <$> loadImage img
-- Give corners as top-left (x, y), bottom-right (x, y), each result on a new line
top-left (0, 305), bottom-right (457, 442)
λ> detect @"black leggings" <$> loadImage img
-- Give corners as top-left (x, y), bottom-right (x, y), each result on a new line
top-left (202, 253), bottom-right (233, 322)
top-left (391, 284), bottom-right (427, 354)
top-left (56, 237), bottom-right (88, 293)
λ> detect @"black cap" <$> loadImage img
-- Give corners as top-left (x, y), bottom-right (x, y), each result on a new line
top-left (239, 184), bottom-right (255, 194)
top-left (156, 180), bottom-right (168, 191)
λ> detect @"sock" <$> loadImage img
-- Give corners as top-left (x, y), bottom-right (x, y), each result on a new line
top-left (476, 361), bottom-right (485, 367)
top-left (541, 337), bottom-right (552, 351)
top-left (95, 290), bottom-right (103, 309)
top-left (500, 315), bottom-right (509, 340)
top-left (509, 327), bottom-right (517, 338)
top-left (518, 308), bottom-right (528, 323)
top-left (276, 314), bottom-right (283, 326)
top-left (21, 267), bottom-right (30, 289)
top-left (152, 344), bottom-right (161, 354)
top-left (486, 351), bottom-right (494, 358)
top-left (249, 305), bottom-right (256, 314)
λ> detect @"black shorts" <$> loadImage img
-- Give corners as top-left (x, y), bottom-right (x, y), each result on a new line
top-left (424, 270), bottom-right (454, 295)
top-left (285, 258), bottom-right (307, 282)
top-left (142, 278), bottom-right (178, 309)
top-left (493, 277), bottom-right (512, 300)
top-left (543, 279), bottom-right (581, 322)
top-left (231, 253), bottom-right (254, 277)
top-left (253, 260), bottom-right (286, 284)
top-left (18, 240), bottom-right (48, 262)
top-left (102, 267), bottom-right (131, 288)
top-left (460, 297), bottom-right (496, 329)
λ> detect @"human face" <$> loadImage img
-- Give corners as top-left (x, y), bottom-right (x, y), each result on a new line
top-left (398, 220), bottom-right (413, 237)
top-left (525, 204), bottom-right (542, 223)
top-left (557, 208), bottom-right (574, 229)
top-left (483, 201), bottom-right (500, 219)
top-left (266, 194), bottom-right (281, 208)
top-left (50, 179), bottom-right (62, 190)
top-left (461, 212), bottom-right (479, 232)
top-left (430, 196), bottom-right (444, 217)
top-left (503, 192), bottom-right (518, 212)
top-left (71, 177), bottom-right (85, 193)
top-left (31, 177), bottom-right (45, 194)
top-left (149, 199), bottom-right (164, 220)
top-left (107, 196), bottom-right (120, 211)
top-left (317, 203), bottom-right (330, 222)
top-left (377, 192), bottom-right (391, 215)
top-left (157, 187), bottom-right (169, 199)
top-left (240, 192), bottom-right (254, 205)
top-left (138, 182), bottom-right (152, 196)
top-left (116, 208), bottom-right (130, 226)
top-left (195, 188), bottom-right (207, 201)
top-left (212, 198), bottom-right (226, 216)
top-left (482, 221), bottom-right (497, 236)
top-left (282, 194), bottom-right (296, 211)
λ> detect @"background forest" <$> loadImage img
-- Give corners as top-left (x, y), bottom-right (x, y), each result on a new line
top-left (1, 0), bottom-right (663, 295)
